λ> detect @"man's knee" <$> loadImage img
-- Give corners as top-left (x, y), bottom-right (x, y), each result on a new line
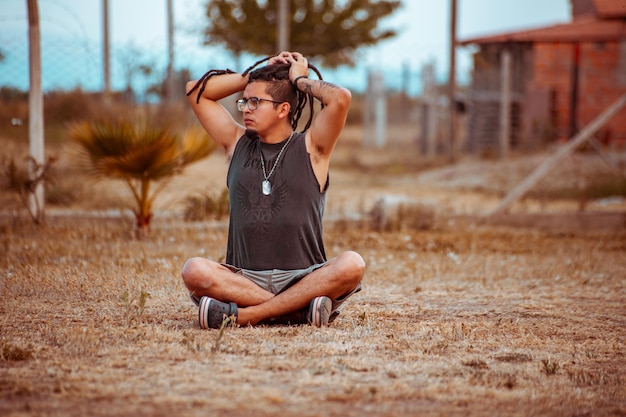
top-left (181, 257), bottom-right (214, 289)
top-left (339, 251), bottom-right (366, 281)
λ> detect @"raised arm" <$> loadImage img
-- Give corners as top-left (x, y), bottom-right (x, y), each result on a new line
top-left (186, 72), bottom-right (249, 156)
top-left (277, 52), bottom-right (351, 159)
top-left (298, 76), bottom-right (351, 156)
top-left (270, 52), bottom-right (350, 191)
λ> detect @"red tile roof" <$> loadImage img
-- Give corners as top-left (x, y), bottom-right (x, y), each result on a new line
top-left (593, 0), bottom-right (626, 19)
top-left (459, 16), bottom-right (626, 45)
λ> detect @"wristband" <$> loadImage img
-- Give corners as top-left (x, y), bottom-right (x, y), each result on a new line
top-left (293, 75), bottom-right (308, 90)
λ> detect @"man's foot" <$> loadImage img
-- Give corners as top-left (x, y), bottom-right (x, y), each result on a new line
top-left (198, 296), bottom-right (238, 329)
top-left (307, 296), bottom-right (332, 327)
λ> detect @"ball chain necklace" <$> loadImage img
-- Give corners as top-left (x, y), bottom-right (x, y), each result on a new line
top-left (259, 131), bottom-right (295, 196)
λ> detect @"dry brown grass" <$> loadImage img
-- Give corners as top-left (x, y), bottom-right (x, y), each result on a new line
top-left (1, 130), bottom-right (626, 416)
top-left (1, 215), bottom-right (625, 416)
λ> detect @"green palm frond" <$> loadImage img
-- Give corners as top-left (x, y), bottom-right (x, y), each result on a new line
top-left (67, 115), bottom-right (217, 234)
top-left (69, 119), bottom-right (214, 179)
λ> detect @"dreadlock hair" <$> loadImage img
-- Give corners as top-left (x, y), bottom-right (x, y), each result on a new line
top-left (186, 55), bottom-right (324, 132)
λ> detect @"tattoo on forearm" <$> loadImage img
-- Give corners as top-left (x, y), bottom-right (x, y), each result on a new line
top-left (303, 80), bottom-right (339, 103)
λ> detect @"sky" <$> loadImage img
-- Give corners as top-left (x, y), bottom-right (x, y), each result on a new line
top-left (0, 0), bottom-right (571, 94)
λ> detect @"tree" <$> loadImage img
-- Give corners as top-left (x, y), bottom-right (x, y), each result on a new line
top-left (68, 112), bottom-right (217, 237)
top-left (202, 0), bottom-right (402, 67)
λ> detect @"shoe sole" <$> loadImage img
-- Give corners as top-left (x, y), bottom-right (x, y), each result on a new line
top-left (311, 296), bottom-right (332, 327)
top-left (198, 296), bottom-right (211, 329)
top-left (198, 297), bottom-right (238, 329)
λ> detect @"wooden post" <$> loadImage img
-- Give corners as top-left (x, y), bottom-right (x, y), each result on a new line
top-left (422, 62), bottom-right (438, 156)
top-left (499, 48), bottom-right (512, 158)
top-left (364, 70), bottom-right (386, 148)
top-left (490, 93), bottom-right (626, 216)
top-left (374, 75), bottom-right (387, 148)
top-left (448, 0), bottom-right (457, 162)
top-left (27, 0), bottom-right (44, 223)
top-left (569, 42), bottom-right (581, 138)
top-left (401, 61), bottom-right (410, 122)
top-left (363, 72), bottom-right (371, 147)
top-left (365, 70), bottom-right (387, 148)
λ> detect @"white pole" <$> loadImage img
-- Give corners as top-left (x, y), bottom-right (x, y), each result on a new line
top-left (422, 63), bottom-right (438, 156)
top-left (27, 0), bottom-right (44, 223)
top-left (374, 73), bottom-right (387, 148)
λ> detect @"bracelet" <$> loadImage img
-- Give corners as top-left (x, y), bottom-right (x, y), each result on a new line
top-left (293, 75), bottom-right (308, 90)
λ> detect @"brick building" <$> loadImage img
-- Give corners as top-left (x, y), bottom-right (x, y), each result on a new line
top-left (459, 0), bottom-right (626, 153)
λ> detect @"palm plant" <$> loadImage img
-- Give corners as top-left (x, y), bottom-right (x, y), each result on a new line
top-left (68, 112), bottom-right (216, 236)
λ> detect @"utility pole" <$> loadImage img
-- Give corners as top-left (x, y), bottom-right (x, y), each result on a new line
top-left (447, 0), bottom-right (457, 162)
top-left (103, 0), bottom-right (110, 95)
top-left (166, 0), bottom-right (174, 104)
top-left (27, 0), bottom-right (44, 223)
top-left (277, 0), bottom-right (290, 52)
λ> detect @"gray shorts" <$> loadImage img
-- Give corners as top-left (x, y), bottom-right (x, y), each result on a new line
top-left (224, 262), bottom-right (362, 313)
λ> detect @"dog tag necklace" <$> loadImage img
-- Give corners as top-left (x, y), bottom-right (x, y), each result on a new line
top-left (259, 131), bottom-right (295, 196)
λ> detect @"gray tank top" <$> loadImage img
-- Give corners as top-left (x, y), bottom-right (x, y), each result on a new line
top-left (225, 132), bottom-right (327, 270)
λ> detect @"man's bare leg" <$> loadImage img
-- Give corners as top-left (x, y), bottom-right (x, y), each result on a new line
top-left (237, 251), bottom-right (364, 325)
top-left (182, 251), bottom-right (365, 326)
top-left (181, 258), bottom-right (273, 307)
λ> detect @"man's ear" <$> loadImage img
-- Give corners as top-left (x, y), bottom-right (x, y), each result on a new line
top-left (278, 102), bottom-right (291, 120)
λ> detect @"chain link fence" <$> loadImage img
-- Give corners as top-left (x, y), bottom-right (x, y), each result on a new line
top-left (1, 1), bottom-right (433, 150)
top-left (0, 1), bottom-right (428, 96)
top-left (0, 1), bottom-right (242, 100)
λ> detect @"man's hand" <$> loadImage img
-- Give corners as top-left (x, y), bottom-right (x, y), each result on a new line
top-left (268, 51), bottom-right (292, 65)
top-left (269, 51), bottom-right (309, 83)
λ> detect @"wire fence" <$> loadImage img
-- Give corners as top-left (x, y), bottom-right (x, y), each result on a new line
top-left (0, 1), bottom-right (433, 150)
top-left (0, 2), bottom-right (247, 100)
top-left (0, 1), bottom-right (429, 96)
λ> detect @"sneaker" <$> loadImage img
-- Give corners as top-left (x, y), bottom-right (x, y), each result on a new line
top-left (198, 296), bottom-right (238, 329)
top-left (307, 296), bottom-right (332, 327)
top-left (189, 292), bottom-right (201, 306)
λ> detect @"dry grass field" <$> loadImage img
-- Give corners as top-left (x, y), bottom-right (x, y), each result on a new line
top-left (1, 130), bottom-right (625, 416)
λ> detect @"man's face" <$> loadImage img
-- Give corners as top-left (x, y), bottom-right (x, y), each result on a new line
top-left (241, 81), bottom-right (283, 135)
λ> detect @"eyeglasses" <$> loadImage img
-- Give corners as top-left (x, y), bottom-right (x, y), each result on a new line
top-left (236, 97), bottom-right (283, 111)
